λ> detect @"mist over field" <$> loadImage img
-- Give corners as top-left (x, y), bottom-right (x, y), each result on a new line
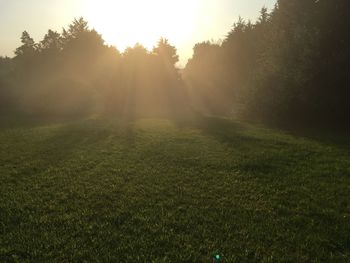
top-left (0, 0), bottom-right (350, 262)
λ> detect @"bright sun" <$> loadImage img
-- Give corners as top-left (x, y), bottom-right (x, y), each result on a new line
top-left (83, 0), bottom-right (198, 52)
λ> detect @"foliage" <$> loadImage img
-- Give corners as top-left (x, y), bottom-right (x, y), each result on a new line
top-left (2, 18), bottom-right (186, 119)
top-left (2, 0), bottom-right (350, 127)
top-left (184, 0), bottom-right (350, 127)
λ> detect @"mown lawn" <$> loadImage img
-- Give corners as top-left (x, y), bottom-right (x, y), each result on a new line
top-left (0, 116), bottom-right (349, 262)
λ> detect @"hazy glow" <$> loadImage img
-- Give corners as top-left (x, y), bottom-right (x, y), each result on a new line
top-left (83, 0), bottom-right (198, 52)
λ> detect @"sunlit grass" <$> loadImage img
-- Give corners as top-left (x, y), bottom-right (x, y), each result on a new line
top-left (0, 117), bottom-right (349, 262)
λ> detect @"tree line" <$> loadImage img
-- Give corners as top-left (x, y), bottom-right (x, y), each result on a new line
top-left (1, 0), bottom-right (349, 128)
top-left (184, 0), bottom-right (350, 127)
top-left (0, 18), bottom-right (188, 119)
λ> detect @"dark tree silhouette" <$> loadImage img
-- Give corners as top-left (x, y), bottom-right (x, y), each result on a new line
top-left (184, 0), bottom-right (350, 127)
top-left (14, 31), bottom-right (37, 58)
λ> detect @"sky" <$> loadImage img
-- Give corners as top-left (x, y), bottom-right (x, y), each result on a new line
top-left (0, 0), bottom-right (276, 66)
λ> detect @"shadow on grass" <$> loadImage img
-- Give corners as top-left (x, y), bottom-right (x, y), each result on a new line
top-left (276, 124), bottom-right (350, 152)
top-left (189, 115), bottom-right (275, 149)
top-left (191, 114), bottom-right (350, 152)
top-left (9, 118), bottom-right (137, 174)
top-left (177, 115), bottom-right (350, 179)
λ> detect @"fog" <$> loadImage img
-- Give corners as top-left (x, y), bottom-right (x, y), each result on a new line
top-left (1, 0), bottom-right (350, 129)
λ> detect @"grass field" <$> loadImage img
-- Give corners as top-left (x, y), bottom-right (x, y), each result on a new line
top-left (0, 116), bottom-right (349, 262)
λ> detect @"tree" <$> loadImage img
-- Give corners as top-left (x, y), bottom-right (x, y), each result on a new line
top-left (61, 17), bottom-right (105, 63)
top-left (184, 0), bottom-right (350, 126)
top-left (62, 17), bottom-right (89, 41)
top-left (14, 31), bottom-right (37, 58)
top-left (153, 38), bottom-right (179, 67)
top-left (0, 57), bottom-right (15, 114)
top-left (39, 30), bottom-right (62, 52)
top-left (184, 41), bottom-right (231, 114)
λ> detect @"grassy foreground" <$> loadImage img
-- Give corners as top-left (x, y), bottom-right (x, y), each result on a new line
top-left (0, 117), bottom-right (349, 262)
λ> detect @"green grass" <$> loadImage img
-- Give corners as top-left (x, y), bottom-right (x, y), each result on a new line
top-left (0, 116), bottom-right (349, 262)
